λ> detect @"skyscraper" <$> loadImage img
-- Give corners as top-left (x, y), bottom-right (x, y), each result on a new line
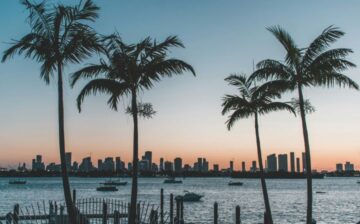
top-left (250, 160), bottom-right (257, 172)
top-left (202, 158), bottom-right (209, 172)
top-left (345, 162), bottom-right (354, 172)
top-left (197, 158), bottom-right (203, 172)
top-left (229, 160), bottom-right (234, 172)
top-left (174, 157), bottom-right (182, 173)
top-left (144, 151), bottom-right (152, 171)
top-left (164, 161), bottom-right (173, 172)
top-left (241, 161), bottom-right (246, 172)
top-left (65, 152), bottom-right (72, 171)
top-left (302, 152), bottom-right (307, 172)
top-left (267, 154), bottom-right (277, 172)
top-left (278, 154), bottom-right (288, 172)
top-left (336, 163), bottom-right (343, 172)
top-left (213, 164), bottom-right (219, 172)
top-left (115, 157), bottom-right (122, 172)
top-left (296, 157), bottom-right (300, 173)
top-left (290, 152), bottom-right (295, 173)
top-left (160, 158), bottom-right (164, 171)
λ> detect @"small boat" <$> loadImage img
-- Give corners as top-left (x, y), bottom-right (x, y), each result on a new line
top-left (357, 181), bottom-right (360, 184)
top-left (316, 191), bottom-right (326, 194)
top-left (228, 181), bottom-right (243, 186)
top-left (164, 177), bottom-right (182, 184)
top-left (96, 186), bottom-right (118, 192)
top-left (9, 180), bottom-right (26, 185)
top-left (102, 179), bottom-right (128, 186)
top-left (175, 191), bottom-right (203, 202)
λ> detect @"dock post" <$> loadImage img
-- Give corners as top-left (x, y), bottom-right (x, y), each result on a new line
top-left (175, 198), bottom-right (180, 224)
top-left (170, 193), bottom-right (174, 224)
top-left (137, 203), bottom-right (141, 223)
top-left (127, 203), bottom-right (131, 221)
top-left (102, 201), bottom-right (107, 224)
top-left (114, 210), bottom-right (120, 224)
top-left (59, 205), bottom-right (64, 224)
top-left (150, 209), bottom-right (158, 224)
top-left (13, 204), bottom-right (19, 224)
top-left (214, 202), bottom-right (218, 224)
top-left (180, 199), bottom-right (184, 224)
top-left (5, 212), bottom-right (12, 224)
top-left (72, 189), bottom-right (76, 203)
top-left (160, 188), bottom-right (164, 224)
top-left (235, 205), bottom-right (240, 224)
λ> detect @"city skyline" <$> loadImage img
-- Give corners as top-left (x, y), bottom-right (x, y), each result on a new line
top-left (1, 0), bottom-right (360, 171)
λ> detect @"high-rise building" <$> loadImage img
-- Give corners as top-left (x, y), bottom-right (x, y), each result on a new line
top-left (98, 159), bottom-right (103, 171)
top-left (336, 163), bottom-right (343, 172)
top-left (159, 158), bottom-right (164, 171)
top-left (139, 160), bottom-right (149, 171)
top-left (103, 157), bottom-right (115, 172)
top-left (32, 155), bottom-right (45, 171)
top-left (290, 152), bottom-right (295, 173)
top-left (197, 158), bottom-right (203, 172)
top-left (174, 157), bottom-right (182, 173)
top-left (250, 160), bottom-right (257, 172)
top-left (79, 157), bottom-right (94, 172)
top-left (278, 154), bottom-right (288, 172)
top-left (241, 161), bottom-right (246, 172)
top-left (144, 151), bottom-right (152, 171)
top-left (345, 162), bottom-right (354, 172)
top-left (296, 157), bottom-right (300, 173)
top-left (164, 161), bottom-right (173, 172)
top-left (213, 164), bottom-right (219, 172)
top-left (302, 152), bottom-right (307, 172)
top-left (73, 161), bottom-right (79, 172)
top-left (128, 162), bottom-right (133, 172)
top-left (202, 158), bottom-right (209, 172)
top-left (115, 157), bottom-right (122, 172)
top-left (229, 161), bottom-right (234, 172)
top-left (183, 164), bottom-right (191, 171)
top-left (267, 154), bottom-right (277, 172)
top-left (65, 152), bottom-right (72, 171)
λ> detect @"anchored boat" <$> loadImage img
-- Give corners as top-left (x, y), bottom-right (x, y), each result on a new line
top-left (228, 181), bottom-right (243, 186)
top-left (96, 186), bottom-right (118, 192)
top-left (102, 179), bottom-right (128, 186)
top-left (175, 191), bottom-right (203, 202)
top-left (164, 177), bottom-right (183, 184)
top-left (9, 179), bottom-right (26, 185)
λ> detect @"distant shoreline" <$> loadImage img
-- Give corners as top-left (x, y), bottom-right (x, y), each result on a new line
top-left (1, 170), bottom-right (358, 178)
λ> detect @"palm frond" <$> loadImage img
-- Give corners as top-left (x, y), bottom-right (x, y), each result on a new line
top-left (76, 79), bottom-right (130, 112)
top-left (267, 25), bottom-right (301, 66)
top-left (251, 59), bottom-right (294, 81)
top-left (126, 102), bottom-right (156, 119)
top-left (312, 72), bottom-right (359, 89)
top-left (258, 102), bottom-right (295, 116)
top-left (302, 26), bottom-right (345, 66)
top-left (225, 108), bottom-right (253, 130)
top-left (221, 94), bottom-right (251, 115)
top-left (71, 62), bottom-right (110, 87)
top-left (290, 98), bottom-right (315, 115)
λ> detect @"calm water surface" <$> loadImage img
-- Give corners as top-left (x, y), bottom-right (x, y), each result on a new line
top-left (0, 177), bottom-right (359, 223)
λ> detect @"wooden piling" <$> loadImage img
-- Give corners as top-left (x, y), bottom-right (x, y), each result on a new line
top-left (235, 206), bottom-right (240, 224)
top-left (170, 193), bottom-right (174, 224)
top-left (160, 188), bottom-right (164, 224)
top-left (72, 189), bottom-right (76, 203)
top-left (214, 202), bottom-right (218, 224)
top-left (136, 203), bottom-right (140, 223)
top-left (114, 210), bottom-right (120, 224)
top-left (5, 212), bottom-right (12, 224)
top-left (13, 204), bottom-right (19, 224)
top-left (102, 201), bottom-right (107, 224)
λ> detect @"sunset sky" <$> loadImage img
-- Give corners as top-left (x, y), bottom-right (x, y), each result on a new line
top-left (0, 0), bottom-right (359, 171)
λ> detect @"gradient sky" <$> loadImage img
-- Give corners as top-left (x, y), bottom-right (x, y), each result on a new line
top-left (0, 0), bottom-right (360, 171)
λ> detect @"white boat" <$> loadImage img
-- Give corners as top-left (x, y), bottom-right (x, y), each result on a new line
top-left (102, 179), bottom-right (128, 186)
top-left (228, 181), bottom-right (243, 186)
top-left (9, 179), bottom-right (26, 185)
top-left (175, 191), bottom-right (203, 202)
top-left (164, 177), bottom-right (182, 184)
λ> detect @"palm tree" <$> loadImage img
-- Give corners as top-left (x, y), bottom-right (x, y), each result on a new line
top-left (222, 74), bottom-right (294, 224)
top-left (250, 25), bottom-right (358, 224)
top-left (2, 1), bottom-right (101, 223)
top-left (71, 33), bottom-right (195, 224)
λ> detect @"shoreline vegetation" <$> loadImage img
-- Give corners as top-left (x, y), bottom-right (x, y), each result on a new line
top-left (1, 170), bottom-right (358, 178)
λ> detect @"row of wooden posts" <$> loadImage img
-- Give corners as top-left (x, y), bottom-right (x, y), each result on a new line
top-left (1, 188), bottom-right (260, 224)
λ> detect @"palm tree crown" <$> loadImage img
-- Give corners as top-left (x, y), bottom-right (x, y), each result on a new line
top-left (71, 33), bottom-right (195, 110)
top-left (2, 0), bottom-right (102, 83)
top-left (222, 74), bottom-right (294, 129)
top-left (250, 25), bottom-right (358, 90)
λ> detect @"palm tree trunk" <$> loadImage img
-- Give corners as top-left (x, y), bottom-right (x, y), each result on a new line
top-left (254, 113), bottom-right (273, 224)
top-left (129, 89), bottom-right (139, 224)
top-left (57, 62), bottom-right (76, 224)
top-left (297, 84), bottom-right (313, 224)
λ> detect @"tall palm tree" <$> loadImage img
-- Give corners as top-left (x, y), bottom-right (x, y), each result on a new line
top-left (2, 1), bottom-right (101, 223)
top-left (250, 25), bottom-right (358, 224)
top-left (71, 34), bottom-right (195, 224)
top-left (222, 74), bottom-right (294, 224)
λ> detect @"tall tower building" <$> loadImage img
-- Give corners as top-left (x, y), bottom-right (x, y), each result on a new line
top-left (241, 161), bottom-right (246, 172)
top-left (160, 158), bottom-right (164, 171)
top-left (267, 154), bottom-right (277, 172)
top-left (290, 152), bottom-right (295, 173)
top-left (65, 152), bottom-right (72, 171)
top-left (229, 160), bottom-right (234, 172)
top-left (278, 154), bottom-right (288, 172)
top-left (174, 157), bottom-right (182, 173)
top-left (144, 151), bottom-right (152, 171)
top-left (197, 158), bottom-right (203, 172)
top-left (296, 157), bottom-right (300, 173)
top-left (251, 161), bottom-right (257, 172)
top-left (302, 152), bottom-right (307, 172)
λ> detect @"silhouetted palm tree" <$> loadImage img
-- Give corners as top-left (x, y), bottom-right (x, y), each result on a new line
top-left (222, 74), bottom-right (294, 224)
top-left (71, 33), bottom-right (195, 224)
top-left (250, 25), bottom-right (358, 224)
top-left (2, 0), bottom-right (101, 223)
